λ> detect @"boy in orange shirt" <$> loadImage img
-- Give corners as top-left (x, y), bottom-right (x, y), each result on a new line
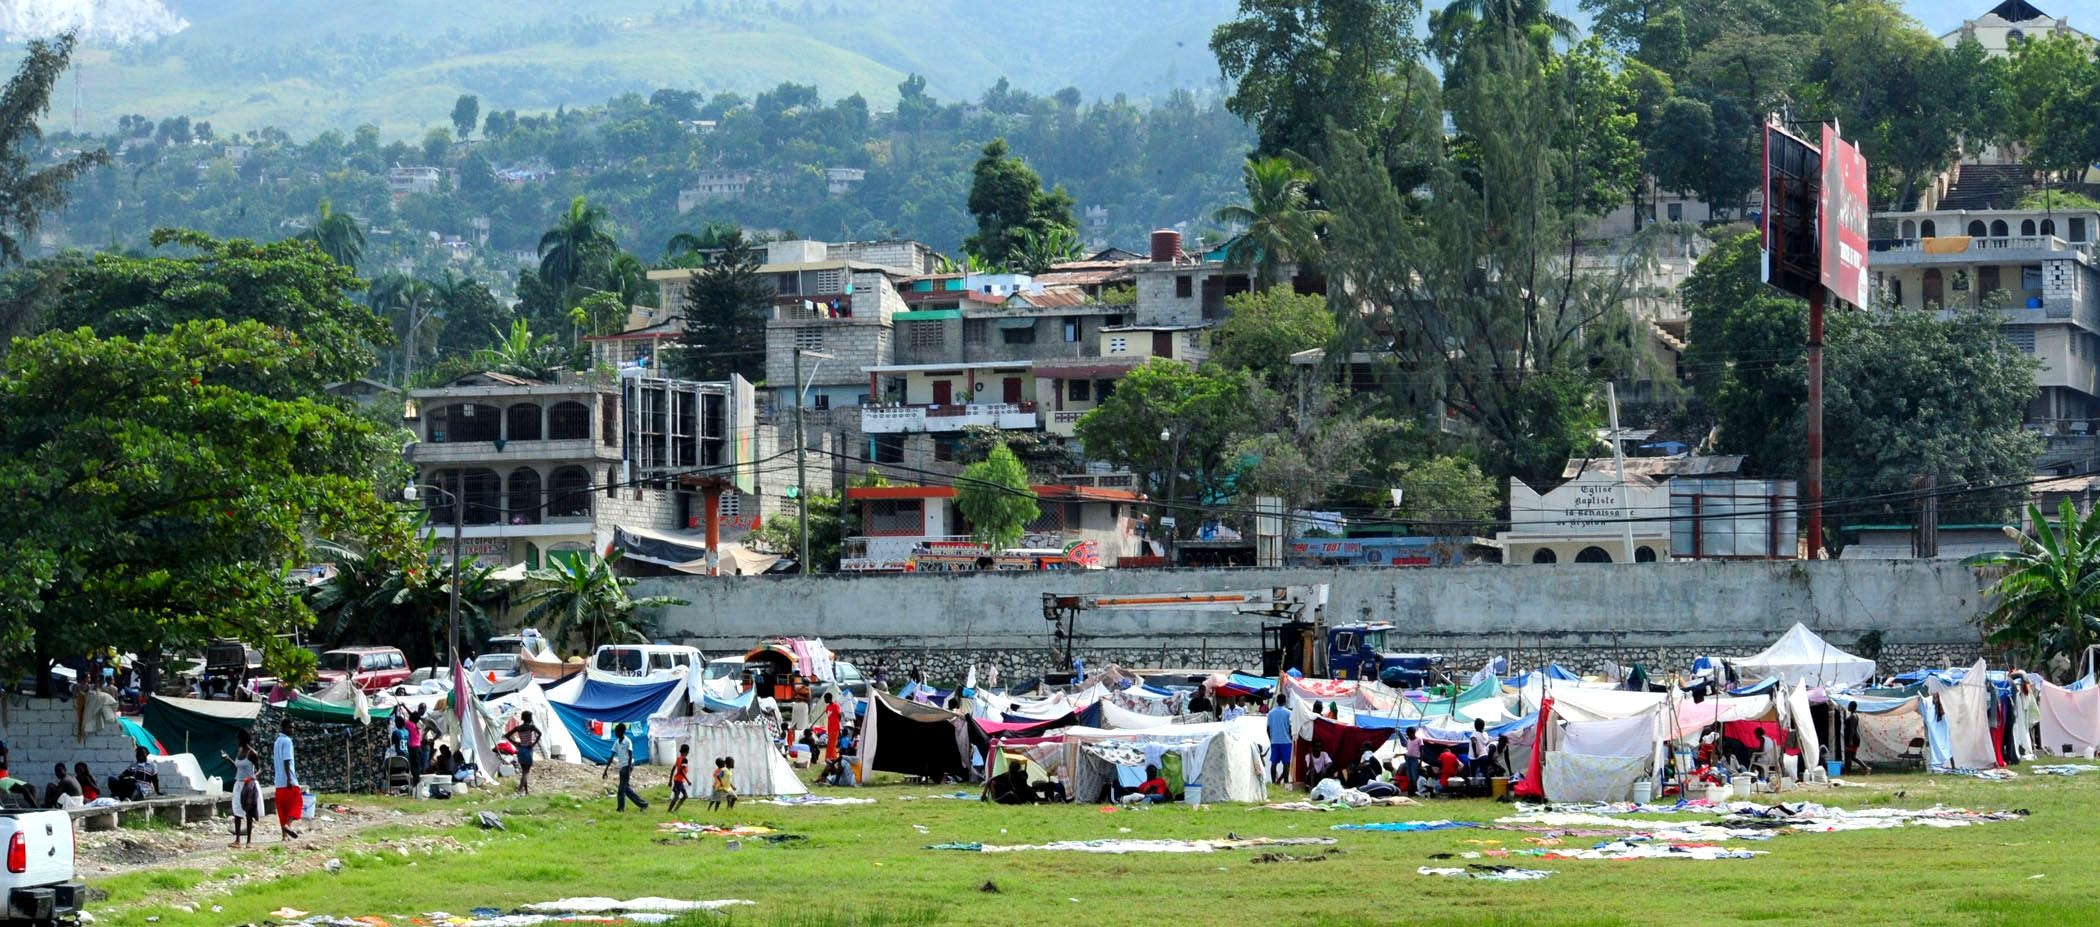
top-left (666, 743), bottom-right (692, 814)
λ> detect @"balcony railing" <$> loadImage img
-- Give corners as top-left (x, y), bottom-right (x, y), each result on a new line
top-left (1047, 409), bottom-right (1087, 436)
top-left (861, 402), bottom-right (1039, 434)
top-left (1870, 236), bottom-right (2096, 259)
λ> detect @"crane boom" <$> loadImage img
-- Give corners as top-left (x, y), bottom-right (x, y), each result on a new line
top-left (1040, 585), bottom-right (1329, 674)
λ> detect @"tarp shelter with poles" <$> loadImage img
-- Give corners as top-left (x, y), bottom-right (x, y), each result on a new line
top-left (1731, 623), bottom-right (1877, 688)
top-left (1057, 717), bottom-right (1270, 803)
top-left (862, 690), bottom-right (970, 781)
top-left (142, 696), bottom-right (260, 787)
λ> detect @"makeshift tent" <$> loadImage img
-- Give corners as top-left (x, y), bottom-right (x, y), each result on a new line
top-left (702, 687), bottom-right (756, 715)
top-left (1101, 700), bottom-right (1177, 730)
top-left (862, 690), bottom-right (970, 780)
top-left (1930, 660), bottom-right (1999, 770)
top-left (1732, 623), bottom-right (1876, 687)
top-left (681, 721), bottom-right (809, 797)
top-left (1210, 672), bottom-right (1276, 697)
top-left (482, 682), bottom-right (583, 764)
top-left (143, 696), bottom-right (259, 786)
top-left (1059, 717), bottom-right (1269, 803)
top-left (2036, 680), bottom-right (2100, 756)
top-left (1849, 695), bottom-right (1948, 768)
top-left (545, 676), bottom-right (686, 765)
top-left (116, 718), bottom-right (164, 756)
top-left (1300, 717), bottom-right (1394, 785)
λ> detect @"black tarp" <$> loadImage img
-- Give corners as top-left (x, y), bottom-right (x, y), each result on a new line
top-left (863, 690), bottom-right (969, 781)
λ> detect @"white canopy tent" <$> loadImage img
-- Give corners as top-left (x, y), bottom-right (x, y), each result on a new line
top-left (1731, 623), bottom-right (1876, 688)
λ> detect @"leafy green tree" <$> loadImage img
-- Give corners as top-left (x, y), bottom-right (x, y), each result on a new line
top-left (958, 426), bottom-right (1079, 479)
top-left (1210, 287), bottom-right (1336, 387)
top-left (1234, 376), bottom-right (1396, 511)
top-left (748, 492), bottom-right (844, 571)
top-left (962, 138), bottom-right (1076, 267)
top-left (451, 94), bottom-right (480, 142)
top-left (46, 228), bottom-right (388, 386)
top-left (957, 442), bottom-right (1040, 550)
top-left (538, 195), bottom-right (617, 302)
top-left (673, 230), bottom-right (770, 382)
top-left (1971, 500), bottom-right (2100, 679)
top-left (1212, 156), bottom-right (1328, 287)
top-left (514, 550), bottom-right (688, 654)
top-left (1210, 0), bottom-right (1425, 160)
top-left (1382, 454), bottom-right (1499, 534)
top-left (1318, 30), bottom-right (1647, 484)
top-left (0, 34), bottom-right (109, 265)
top-left (663, 222), bottom-right (744, 268)
top-left (1805, 0), bottom-right (1964, 207)
top-left (1680, 233), bottom-right (1805, 477)
top-left (308, 511), bottom-right (509, 668)
top-left (0, 320), bottom-right (398, 688)
top-left (1076, 359), bottom-right (1258, 509)
top-left (297, 198), bottom-right (365, 271)
top-left (1995, 32), bottom-right (2098, 178)
top-left (1009, 225), bottom-right (1085, 275)
top-left (431, 272), bottom-right (509, 359)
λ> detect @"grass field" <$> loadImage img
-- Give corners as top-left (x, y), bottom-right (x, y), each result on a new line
top-left (89, 766), bottom-right (2098, 927)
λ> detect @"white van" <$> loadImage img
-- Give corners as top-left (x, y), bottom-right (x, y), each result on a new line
top-left (591, 643), bottom-right (706, 679)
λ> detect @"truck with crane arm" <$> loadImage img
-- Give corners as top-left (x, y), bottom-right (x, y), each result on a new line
top-left (1040, 585), bottom-right (1443, 687)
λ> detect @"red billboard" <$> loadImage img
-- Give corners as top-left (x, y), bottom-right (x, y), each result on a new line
top-left (1819, 125), bottom-right (1870, 309)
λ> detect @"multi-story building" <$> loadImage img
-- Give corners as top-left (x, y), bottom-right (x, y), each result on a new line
top-left (676, 168), bottom-right (760, 211)
top-left (1872, 169), bottom-right (2100, 427)
top-left (1941, 1), bottom-right (2089, 54)
top-left (403, 370), bottom-right (756, 568)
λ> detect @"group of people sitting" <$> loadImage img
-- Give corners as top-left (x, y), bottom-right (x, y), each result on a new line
top-left (0, 746), bottom-right (164, 809)
top-left (1298, 721), bottom-right (1505, 798)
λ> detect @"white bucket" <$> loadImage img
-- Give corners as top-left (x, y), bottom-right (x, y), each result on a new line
top-left (650, 737), bottom-right (678, 767)
top-left (1631, 780), bottom-right (1653, 805)
top-left (1784, 754), bottom-right (1800, 781)
top-left (1732, 775), bottom-right (1753, 799)
top-left (1705, 782), bottom-right (1731, 804)
top-left (1184, 784), bottom-right (1204, 805)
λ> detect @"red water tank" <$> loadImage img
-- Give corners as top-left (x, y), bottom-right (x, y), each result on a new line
top-left (1149, 228), bottom-right (1182, 263)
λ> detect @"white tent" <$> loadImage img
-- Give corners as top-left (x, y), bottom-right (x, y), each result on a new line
top-left (1059, 717), bottom-right (1270, 803)
top-left (1732, 623), bottom-right (1876, 687)
top-left (681, 721), bottom-right (809, 797)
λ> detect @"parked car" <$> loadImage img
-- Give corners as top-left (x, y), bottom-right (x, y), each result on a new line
top-left (0, 804), bottom-right (84, 926)
top-left (833, 661), bottom-right (870, 699)
top-left (316, 646), bottom-right (411, 692)
top-left (472, 653), bottom-right (521, 680)
top-left (590, 644), bottom-right (705, 680)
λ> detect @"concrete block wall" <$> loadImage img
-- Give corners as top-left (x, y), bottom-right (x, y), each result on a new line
top-left (636, 560), bottom-right (1991, 671)
top-left (0, 698), bottom-right (146, 788)
top-left (766, 320), bottom-right (892, 391)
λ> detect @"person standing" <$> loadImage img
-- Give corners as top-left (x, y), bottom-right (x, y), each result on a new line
top-left (272, 718), bottom-right (301, 841)
top-left (505, 711), bottom-right (542, 794)
top-left (222, 730), bottom-right (261, 848)
top-left (604, 723), bottom-right (648, 811)
top-left (1401, 727), bottom-right (1424, 795)
top-left (667, 744), bottom-right (692, 814)
top-left (715, 756), bottom-right (738, 810)
top-left (404, 706), bottom-right (426, 784)
top-left (822, 693), bottom-right (842, 769)
top-left (1467, 718), bottom-right (1496, 780)
top-left (1266, 700), bottom-right (1293, 784)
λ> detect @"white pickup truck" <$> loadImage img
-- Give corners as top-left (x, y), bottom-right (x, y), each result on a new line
top-left (0, 803), bottom-right (82, 927)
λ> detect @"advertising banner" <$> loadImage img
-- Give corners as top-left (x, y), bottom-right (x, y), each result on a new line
top-left (1820, 124), bottom-right (1870, 308)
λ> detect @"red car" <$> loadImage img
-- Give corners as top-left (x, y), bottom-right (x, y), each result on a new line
top-left (316, 646), bottom-right (411, 692)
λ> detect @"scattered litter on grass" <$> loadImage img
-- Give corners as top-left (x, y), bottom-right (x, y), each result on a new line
top-left (756, 795), bottom-right (874, 806)
top-left (520, 897), bottom-right (755, 913)
top-left (1250, 849), bottom-right (1342, 864)
top-left (656, 822), bottom-right (776, 838)
top-left (1265, 796), bottom-right (1419, 812)
top-left (477, 812), bottom-right (506, 831)
top-left (1330, 820), bottom-right (1476, 834)
top-left (898, 792), bottom-right (978, 800)
top-left (1419, 865), bottom-right (1555, 881)
top-left (1512, 801), bottom-right (2024, 831)
top-left (912, 824), bottom-right (929, 834)
top-left (926, 837), bottom-right (1339, 854)
top-left (2031, 765), bottom-right (2098, 776)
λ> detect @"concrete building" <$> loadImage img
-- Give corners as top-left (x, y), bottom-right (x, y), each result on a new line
top-left (387, 165), bottom-right (442, 196)
top-left (837, 483), bottom-right (1147, 572)
top-left (1497, 457), bottom-right (1799, 563)
top-left (404, 370), bottom-right (758, 568)
top-left (1871, 170), bottom-right (2100, 427)
top-left (825, 167), bottom-right (866, 194)
top-left (676, 168), bottom-right (760, 212)
top-left (1940, 0), bottom-right (2090, 54)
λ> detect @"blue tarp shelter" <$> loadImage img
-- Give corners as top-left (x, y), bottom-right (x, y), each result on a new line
top-left (546, 676), bottom-right (683, 765)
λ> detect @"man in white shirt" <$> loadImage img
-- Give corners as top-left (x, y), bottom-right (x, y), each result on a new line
top-left (603, 722), bottom-right (648, 812)
top-left (1468, 719), bottom-right (1496, 781)
top-left (272, 717), bottom-right (300, 841)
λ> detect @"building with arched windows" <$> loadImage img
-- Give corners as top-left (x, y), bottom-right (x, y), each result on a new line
top-left (404, 370), bottom-right (761, 570)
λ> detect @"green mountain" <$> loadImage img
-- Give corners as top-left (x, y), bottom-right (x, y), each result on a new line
top-left (25, 0), bottom-right (1237, 138)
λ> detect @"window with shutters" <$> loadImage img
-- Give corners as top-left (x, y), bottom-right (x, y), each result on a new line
top-left (1001, 325), bottom-right (1036, 345)
top-left (794, 328), bottom-right (825, 350)
top-left (964, 320), bottom-right (987, 344)
top-left (910, 320), bottom-right (944, 348)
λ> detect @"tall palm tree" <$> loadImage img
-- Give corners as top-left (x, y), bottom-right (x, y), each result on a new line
top-left (663, 222), bottom-right (743, 267)
top-left (537, 195), bottom-right (617, 299)
top-left (1211, 156), bottom-right (1329, 288)
top-left (1010, 225), bottom-right (1085, 275)
top-left (1970, 499), bottom-right (2100, 679)
top-left (514, 550), bottom-right (689, 655)
top-left (299, 199), bottom-right (366, 271)
top-left (308, 535), bottom-right (510, 668)
top-left (370, 274), bottom-right (440, 386)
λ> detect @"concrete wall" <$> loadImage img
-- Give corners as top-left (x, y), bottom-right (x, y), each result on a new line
top-left (0, 698), bottom-right (145, 789)
top-left (637, 560), bottom-right (1991, 677)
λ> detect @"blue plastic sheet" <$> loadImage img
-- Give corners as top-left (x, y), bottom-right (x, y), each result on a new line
top-left (1331, 821), bottom-right (1478, 833)
top-left (556, 677), bottom-right (682, 720)
top-left (702, 687), bottom-right (755, 713)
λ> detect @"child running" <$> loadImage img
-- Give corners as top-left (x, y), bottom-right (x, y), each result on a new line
top-left (667, 743), bottom-right (692, 814)
top-left (712, 756), bottom-right (738, 810)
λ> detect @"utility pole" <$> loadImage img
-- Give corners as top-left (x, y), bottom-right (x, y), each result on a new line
top-left (447, 472), bottom-right (462, 678)
top-left (1807, 287), bottom-right (1825, 559)
top-left (1160, 426), bottom-right (1184, 568)
top-left (793, 348), bottom-right (833, 573)
top-left (1606, 382), bottom-right (1636, 564)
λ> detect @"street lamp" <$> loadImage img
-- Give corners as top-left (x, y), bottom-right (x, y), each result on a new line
top-left (402, 478), bottom-right (464, 677)
top-left (1159, 427), bottom-right (1183, 568)
top-left (793, 348), bottom-right (835, 574)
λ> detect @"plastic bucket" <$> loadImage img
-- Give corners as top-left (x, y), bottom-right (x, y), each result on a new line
top-left (1631, 780), bottom-right (1653, 804)
top-left (1731, 775), bottom-right (1753, 799)
top-left (1184, 784), bottom-right (1204, 805)
top-left (1825, 760), bottom-right (1844, 779)
top-left (301, 791), bottom-right (317, 820)
top-left (650, 737), bottom-right (678, 766)
top-left (1705, 782), bottom-right (1730, 804)
top-left (1489, 776), bottom-right (1510, 799)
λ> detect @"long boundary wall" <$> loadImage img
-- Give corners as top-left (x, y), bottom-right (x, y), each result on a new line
top-left (634, 560), bottom-right (1994, 681)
